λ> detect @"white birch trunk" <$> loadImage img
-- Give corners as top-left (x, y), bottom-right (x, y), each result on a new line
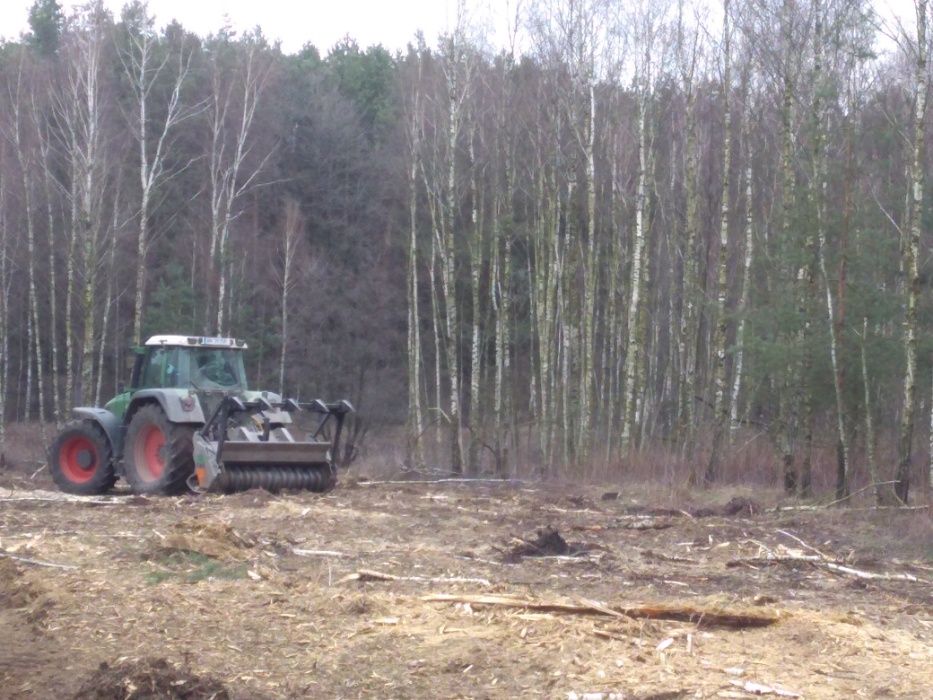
top-left (33, 99), bottom-right (63, 423)
top-left (12, 70), bottom-right (47, 428)
top-left (579, 83), bottom-right (598, 461)
top-left (467, 128), bottom-right (482, 474)
top-left (407, 120), bottom-right (424, 467)
top-left (95, 185), bottom-right (119, 406)
top-left (0, 172), bottom-right (8, 448)
top-left (705, 0), bottom-right (733, 484)
top-left (278, 200), bottom-right (301, 395)
top-left (621, 90), bottom-right (649, 452)
top-left (730, 87), bottom-right (754, 436)
top-left (207, 40), bottom-right (271, 335)
top-left (860, 318), bottom-right (881, 503)
top-left (896, 0), bottom-right (927, 504)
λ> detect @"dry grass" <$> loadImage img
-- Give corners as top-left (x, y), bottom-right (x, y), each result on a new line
top-left (0, 472), bottom-right (930, 699)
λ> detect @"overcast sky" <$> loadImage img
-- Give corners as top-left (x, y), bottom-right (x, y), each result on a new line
top-left (0, 0), bottom-right (920, 56)
top-left (0, 0), bottom-right (515, 54)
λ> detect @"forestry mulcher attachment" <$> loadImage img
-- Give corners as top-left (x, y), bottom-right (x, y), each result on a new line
top-left (48, 335), bottom-right (352, 496)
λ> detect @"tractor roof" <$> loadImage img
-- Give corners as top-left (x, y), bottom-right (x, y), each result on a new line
top-left (144, 335), bottom-right (248, 349)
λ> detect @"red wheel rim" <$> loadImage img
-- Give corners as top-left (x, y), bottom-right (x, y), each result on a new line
top-left (58, 436), bottom-right (98, 483)
top-left (135, 424), bottom-right (166, 481)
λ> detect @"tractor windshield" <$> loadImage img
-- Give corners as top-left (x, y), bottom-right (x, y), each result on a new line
top-left (176, 348), bottom-right (247, 391)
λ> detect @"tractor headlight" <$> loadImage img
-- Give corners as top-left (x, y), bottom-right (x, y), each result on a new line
top-left (179, 396), bottom-right (197, 412)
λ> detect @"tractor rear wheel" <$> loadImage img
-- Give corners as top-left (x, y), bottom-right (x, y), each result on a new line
top-left (49, 421), bottom-right (116, 495)
top-left (124, 404), bottom-right (195, 495)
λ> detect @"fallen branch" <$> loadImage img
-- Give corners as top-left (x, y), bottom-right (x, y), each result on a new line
top-left (339, 569), bottom-right (492, 587)
top-left (620, 519), bottom-right (674, 531)
top-left (726, 556), bottom-right (927, 583)
top-left (357, 478), bottom-right (528, 486)
top-left (769, 503), bottom-right (928, 513)
top-left (0, 549), bottom-right (78, 570)
top-left (728, 679), bottom-right (801, 697)
top-left (423, 593), bottom-right (779, 629)
top-left (0, 489), bottom-right (126, 505)
top-left (818, 481), bottom-right (897, 508)
top-left (291, 548), bottom-right (349, 558)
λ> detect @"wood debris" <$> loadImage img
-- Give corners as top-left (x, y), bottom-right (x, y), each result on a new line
top-left (423, 594), bottom-right (780, 629)
top-left (728, 679), bottom-right (801, 697)
top-left (338, 569), bottom-right (492, 587)
top-left (0, 549), bottom-right (77, 570)
top-left (290, 548), bottom-right (348, 558)
top-left (727, 532), bottom-right (929, 583)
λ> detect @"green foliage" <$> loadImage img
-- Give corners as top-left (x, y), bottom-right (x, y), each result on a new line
top-left (27, 0), bottom-right (63, 57)
top-left (143, 263), bottom-right (196, 338)
top-left (143, 551), bottom-right (248, 585)
top-left (326, 39), bottom-right (397, 141)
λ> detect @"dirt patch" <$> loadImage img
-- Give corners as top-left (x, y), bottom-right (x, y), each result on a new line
top-left (72, 658), bottom-right (231, 700)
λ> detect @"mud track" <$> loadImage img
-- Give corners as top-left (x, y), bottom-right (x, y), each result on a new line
top-left (0, 477), bottom-right (930, 698)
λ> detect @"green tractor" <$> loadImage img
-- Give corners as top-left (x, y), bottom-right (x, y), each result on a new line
top-left (49, 335), bottom-right (352, 496)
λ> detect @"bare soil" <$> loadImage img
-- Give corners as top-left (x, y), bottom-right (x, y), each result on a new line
top-left (0, 471), bottom-right (930, 699)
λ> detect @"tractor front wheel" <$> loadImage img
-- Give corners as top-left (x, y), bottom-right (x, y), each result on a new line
top-left (49, 421), bottom-right (116, 495)
top-left (124, 404), bottom-right (195, 495)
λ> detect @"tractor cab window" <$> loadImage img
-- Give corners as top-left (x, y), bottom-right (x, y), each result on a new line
top-left (139, 347), bottom-right (178, 388)
top-left (179, 348), bottom-right (246, 390)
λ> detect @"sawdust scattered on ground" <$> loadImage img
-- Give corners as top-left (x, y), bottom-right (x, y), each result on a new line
top-left (0, 473), bottom-right (930, 699)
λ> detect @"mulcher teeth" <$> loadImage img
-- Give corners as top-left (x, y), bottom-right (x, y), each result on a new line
top-left (218, 464), bottom-right (334, 493)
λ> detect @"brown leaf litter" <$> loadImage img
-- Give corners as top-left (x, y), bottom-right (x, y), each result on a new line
top-left (72, 657), bottom-right (231, 700)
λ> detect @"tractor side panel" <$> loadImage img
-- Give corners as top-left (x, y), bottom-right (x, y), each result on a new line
top-left (129, 389), bottom-right (207, 425)
top-left (73, 407), bottom-right (124, 457)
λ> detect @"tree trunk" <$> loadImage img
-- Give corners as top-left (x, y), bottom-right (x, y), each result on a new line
top-left (406, 97), bottom-right (424, 468)
top-left (859, 318), bottom-right (881, 503)
top-left (705, 0), bottom-right (733, 484)
top-left (467, 128), bottom-right (483, 475)
top-left (621, 89), bottom-right (649, 453)
top-left (730, 82), bottom-right (754, 437)
top-left (896, 0), bottom-right (927, 504)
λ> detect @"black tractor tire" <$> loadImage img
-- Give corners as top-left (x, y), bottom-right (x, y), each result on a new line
top-left (124, 403), bottom-right (195, 495)
top-left (49, 420), bottom-right (117, 495)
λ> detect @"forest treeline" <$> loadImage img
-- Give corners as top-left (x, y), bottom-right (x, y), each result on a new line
top-left (0, 0), bottom-right (930, 502)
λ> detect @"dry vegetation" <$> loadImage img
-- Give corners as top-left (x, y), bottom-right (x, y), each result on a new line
top-left (0, 462), bottom-right (930, 700)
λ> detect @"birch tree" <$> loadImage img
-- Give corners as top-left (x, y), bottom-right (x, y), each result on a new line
top-left (54, 2), bottom-right (111, 405)
top-left (705, 0), bottom-right (733, 483)
top-left (206, 31), bottom-right (273, 335)
top-left (620, 1), bottom-right (668, 452)
top-left (405, 52), bottom-right (425, 467)
top-left (0, 153), bottom-right (8, 450)
top-left (118, 1), bottom-right (198, 343)
top-left (730, 69), bottom-right (755, 437)
top-left (895, 0), bottom-right (927, 504)
top-left (8, 53), bottom-right (48, 428)
top-left (276, 198), bottom-right (303, 396)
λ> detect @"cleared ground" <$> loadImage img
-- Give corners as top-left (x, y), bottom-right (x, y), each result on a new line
top-left (0, 471), bottom-right (930, 699)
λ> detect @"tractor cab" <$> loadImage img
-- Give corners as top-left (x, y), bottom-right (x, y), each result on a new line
top-left (132, 336), bottom-right (248, 391)
top-left (106, 336), bottom-right (248, 419)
